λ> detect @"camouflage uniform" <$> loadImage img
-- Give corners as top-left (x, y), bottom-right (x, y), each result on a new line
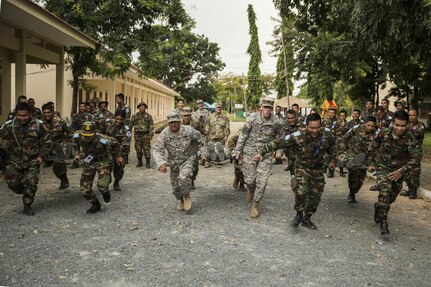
top-left (129, 111), bottom-right (154, 163)
top-left (73, 132), bottom-right (120, 204)
top-left (403, 121), bottom-right (425, 192)
top-left (101, 119), bottom-right (131, 185)
top-left (116, 104), bottom-right (131, 125)
top-left (281, 119), bottom-right (305, 175)
top-left (371, 127), bottom-right (422, 229)
top-left (205, 112), bottom-right (230, 161)
top-left (181, 110), bottom-right (201, 183)
top-left (71, 112), bottom-right (94, 132)
top-left (0, 118), bottom-right (49, 209)
top-left (360, 109), bottom-right (374, 122)
top-left (233, 112), bottom-right (284, 203)
top-left (331, 120), bottom-right (349, 174)
top-left (226, 130), bottom-right (245, 190)
top-left (42, 116), bottom-right (70, 180)
top-left (193, 108), bottom-right (210, 137)
top-left (296, 113), bottom-right (305, 124)
top-left (99, 108), bottom-right (114, 121)
top-left (31, 107), bottom-right (43, 120)
top-left (322, 117), bottom-right (337, 176)
top-left (347, 118), bottom-right (363, 129)
top-left (152, 125), bottom-right (204, 201)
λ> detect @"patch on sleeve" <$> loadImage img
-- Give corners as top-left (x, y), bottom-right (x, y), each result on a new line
top-left (125, 108), bottom-right (130, 113)
top-left (99, 138), bottom-right (108, 144)
top-left (324, 127), bottom-right (330, 132)
top-left (126, 131), bottom-right (132, 138)
top-left (73, 133), bottom-right (80, 139)
top-left (293, 131), bottom-right (301, 137)
top-left (285, 134), bottom-right (291, 140)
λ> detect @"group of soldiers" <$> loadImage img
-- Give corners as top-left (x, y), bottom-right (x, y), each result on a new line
top-left (0, 93), bottom-right (154, 214)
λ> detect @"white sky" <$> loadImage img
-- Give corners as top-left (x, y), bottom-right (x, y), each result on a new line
top-left (181, 0), bottom-right (279, 75)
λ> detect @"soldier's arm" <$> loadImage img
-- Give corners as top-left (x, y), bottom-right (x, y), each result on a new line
top-left (121, 128), bottom-right (132, 156)
top-left (224, 117), bottom-right (230, 137)
top-left (400, 137), bottom-right (422, 174)
top-left (128, 114), bottom-right (135, 131)
top-left (72, 133), bottom-right (81, 157)
top-left (233, 118), bottom-right (253, 154)
top-left (149, 115), bottom-right (154, 135)
top-left (151, 131), bottom-right (167, 168)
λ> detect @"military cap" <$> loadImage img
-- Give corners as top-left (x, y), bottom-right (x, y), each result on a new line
top-left (215, 103), bottom-right (222, 108)
top-left (197, 99), bottom-right (204, 104)
top-left (397, 100), bottom-right (407, 107)
top-left (98, 100), bottom-right (108, 107)
top-left (260, 98), bottom-right (274, 108)
top-left (137, 102), bottom-right (148, 109)
top-left (167, 111), bottom-right (181, 122)
top-left (81, 121), bottom-right (96, 137)
top-left (182, 107), bottom-right (193, 116)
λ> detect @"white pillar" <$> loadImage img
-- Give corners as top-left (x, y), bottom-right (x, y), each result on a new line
top-left (56, 46), bottom-right (64, 115)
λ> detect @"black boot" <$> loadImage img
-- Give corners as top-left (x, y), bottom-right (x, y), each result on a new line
top-left (301, 215), bottom-right (317, 229)
top-left (86, 201), bottom-right (101, 214)
top-left (113, 180), bottom-right (121, 191)
top-left (59, 175), bottom-right (69, 190)
top-left (136, 157), bottom-right (143, 167)
top-left (102, 191), bottom-right (111, 203)
top-left (339, 168), bottom-right (346, 177)
top-left (23, 204), bottom-right (35, 216)
top-left (274, 158), bottom-right (283, 165)
top-left (374, 203), bottom-right (381, 224)
top-left (191, 180), bottom-right (196, 190)
top-left (399, 189), bottom-right (410, 196)
top-left (290, 212), bottom-right (303, 227)
top-left (71, 161), bottom-right (79, 169)
top-left (380, 220), bottom-right (390, 235)
top-left (124, 155), bottom-right (129, 165)
top-left (409, 188), bottom-right (418, 199)
top-left (347, 192), bottom-right (357, 203)
top-left (145, 157), bottom-right (151, 169)
top-left (326, 169), bottom-right (334, 178)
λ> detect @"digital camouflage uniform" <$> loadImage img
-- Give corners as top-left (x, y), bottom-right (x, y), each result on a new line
top-left (322, 117), bottom-right (337, 176)
top-left (360, 109), bottom-right (374, 122)
top-left (371, 127), bottom-right (422, 227)
top-left (403, 121), bottom-right (425, 191)
top-left (101, 119), bottom-right (131, 184)
top-left (116, 104), bottom-right (131, 125)
top-left (233, 112), bottom-right (284, 203)
top-left (193, 108), bottom-right (210, 137)
top-left (71, 112), bottom-right (94, 132)
top-left (281, 119), bottom-right (305, 175)
top-left (152, 125), bottom-right (204, 201)
top-left (0, 118), bottom-right (49, 208)
top-left (129, 111), bottom-right (154, 162)
top-left (205, 112), bottom-right (230, 161)
top-left (347, 118), bottom-right (363, 130)
top-left (73, 132), bottom-right (120, 204)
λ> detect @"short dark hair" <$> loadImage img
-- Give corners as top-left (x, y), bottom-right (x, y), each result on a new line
top-left (393, 110), bottom-right (408, 122)
top-left (381, 98), bottom-right (389, 104)
top-left (353, 109), bottom-right (361, 114)
top-left (15, 102), bottom-right (31, 112)
top-left (366, 115), bottom-right (376, 123)
top-left (116, 93), bottom-right (125, 101)
top-left (177, 99), bottom-right (184, 104)
top-left (375, 106), bottom-right (384, 113)
top-left (41, 103), bottom-right (54, 111)
top-left (286, 109), bottom-right (296, 115)
top-left (115, 109), bottom-right (126, 118)
top-left (306, 113), bottom-right (321, 125)
top-left (17, 95), bottom-right (27, 101)
top-left (79, 102), bottom-right (86, 106)
top-left (28, 98), bottom-right (35, 103)
top-left (366, 99), bottom-right (374, 104)
top-left (292, 103), bottom-right (299, 108)
top-left (339, 110), bottom-right (347, 116)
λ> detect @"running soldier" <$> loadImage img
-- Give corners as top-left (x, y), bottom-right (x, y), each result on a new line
top-left (129, 102), bottom-right (154, 168)
top-left (331, 110), bottom-right (349, 177)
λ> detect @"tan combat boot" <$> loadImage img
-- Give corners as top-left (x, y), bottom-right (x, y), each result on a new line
top-left (183, 194), bottom-right (192, 211)
top-left (246, 190), bottom-right (254, 202)
top-left (250, 201), bottom-right (259, 218)
top-left (177, 200), bottom-right (185, 211)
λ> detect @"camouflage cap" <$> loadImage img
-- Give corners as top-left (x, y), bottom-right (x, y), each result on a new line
top-left (215, 103), bottom-right (222, 108)
top-left (137, 102), bottom-right (148, 109)
top-left (397, 100), bottom-right (407, 107)
top-left (197, 99), bottom-right (204, 104)
top-left (260, 98), bottom-right (274, 108)
top-left (167, 111), bottom-right (181, 122)
top-left (98, 100), bottom-right (108, 107)
top-left (182, 106), bottom-right (193, 116)
top-left (81, 121), bottom-right (96, 137)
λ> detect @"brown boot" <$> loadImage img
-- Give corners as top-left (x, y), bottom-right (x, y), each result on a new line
top-left (177, 200), bottom-right (185, 211)
top-left (246, 190), bottom-right (254, 202)
top-left (183, 194), bottom-right (192, 211)
top-left (250, 201), bottom-right (259, 218)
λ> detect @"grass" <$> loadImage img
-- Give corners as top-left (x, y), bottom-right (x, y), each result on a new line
top-left (423, 131), bottom-right (431, 154)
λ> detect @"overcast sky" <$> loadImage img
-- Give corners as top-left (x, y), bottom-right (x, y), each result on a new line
top-left (181, 0), bottom-right (279, 75)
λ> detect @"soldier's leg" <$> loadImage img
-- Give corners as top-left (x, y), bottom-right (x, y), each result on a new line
top-left (170, 166), bottom-right (182, 201)
top-left (113, 162), bottom-right (124, 191)
top-left (347, 168), bottom-right (366, 203)
top-left (207, 141), bottom-right (216, 162)
top-left (290, 168), bottom-right (309, 227)
top-left (80, 166), bottom-right (98, 203)
top-left (5, 164), bottom-right (25, 194)
top-left (53, 160), bottom-right (69, 190)
top-left (143, 136), bottom-right (152, 168)
top-left (252, 156), bottom-right (272, 203)
top-left (403, 164), bottom-right (421, 199)
top-left (304, 173), bottom-right (325, 217)
top-left (135, 138), bottom-right (144, 167)
top-left (242, 153), bottom-right (258, 202)
top-left (178, 157), bottom-right (194, 196)
top-left (234, 159), bottom-right (245, 190)
top-left (375, 170), bottom-right (394, 234)
top-left (20, 163), bottom-right (40, 215)
top-left (97, 165), bottom-right (112, 203)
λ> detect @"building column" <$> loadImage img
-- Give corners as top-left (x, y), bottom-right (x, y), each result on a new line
top-left (56, 46), bottom-right (64, 115)
top-left (15, 29), bottom-right (26, 97)
top-left (1, 56), bottom-right (12, 123)
top-left (111, 79), bottom-right (116, 111)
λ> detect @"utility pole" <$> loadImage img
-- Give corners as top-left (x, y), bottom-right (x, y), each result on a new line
top-left (280, 27), bottom-right (290, 108)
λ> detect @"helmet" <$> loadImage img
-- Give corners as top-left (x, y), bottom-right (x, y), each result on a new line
top-left (81, 121), bottom-right (96, 137)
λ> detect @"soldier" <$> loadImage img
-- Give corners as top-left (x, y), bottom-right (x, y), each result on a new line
top-left (41, 103), bottom-right (70, 190)
top-left (7, 95), bottom-right (27, 121)
top-left (322, 108), bottom-right (337, 177)
top-left (181, 107), bottom-right (201, 189)
top-left (348, 109), bottom-right (363, 129)
top-left (400, 109), bottom-right (425, 199)
top-left (258, 113), bottom-right (336, 229)
top-left (46, 101), bottom-right (61, 118)
top-left (115, 93), bottom-right (131, 125)
top-left (73, 121), bottom-right (123, 214)
top-left (101, 110), bottom-right (131, 191)
top-left (380, 98), bottom-right (394, 119)
top-left (338, 116), bottom-right (378, 203)
top-left (152, 111), bottom-right (205, 212)
top-left (395, 100), bottom-right (407, 112)
top-left (360, 99), bottom-right (375, 122)
top-left (175, 99), bottom-right (185, 114)
top-left (71, 102), bottom-right (94, 169)
top-left (282, 109), bottom-right (305, 175)
top-left (331, 110), bottom-right (349, 177)
top-left (226, 130), bottom-right (245, 191)
top-left (292, 103), bottom-right (305, 123)
top-left (129, 102), bottom-right (154, 168)
top-left (375, 106), bottom-right (391, 129)
top-left (0, 102), bottom-right (49, 215)
top-left (193, 99), bottom-right (209, 137)
top-left (87, 98), bottom-right (103, 128)
top-left (205, 103), bottom-right (230, 166)
top-left (27, 98), bottom-right (43, 120)
top-left (98, 100), bottom-right (114, 121)
top-left (274, 105), bottom-right (284, 121)
top-left (232, 98), bottom-right (284, 218)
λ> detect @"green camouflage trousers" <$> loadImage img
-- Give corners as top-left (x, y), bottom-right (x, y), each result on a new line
top-left (170, 156), bottom-right (196, 200)
top-left (404, 163), bottom-right (421, 189)
top-left (348, 168), bottom-right (367, 194)
top-left (135, 135), bottom-right (151, 159)
top-left (242, 153), bottom-right (272, 202)
top-left (111, 162), bottom-right (124, 182)
top-left (291, 168), bottom-right (325, 216)
top-left (5, 161), bottom-right (40, 205)
top-left (80, 162), bottom-right (111, 203)
top-left (375, 169), bottom-right (403, 221)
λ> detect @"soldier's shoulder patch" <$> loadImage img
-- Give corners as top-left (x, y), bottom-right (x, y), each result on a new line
top-left (324, 127), bottom-right (331, 132)
top-left (73, 133), bottom-right (80, 139)
top-left (126, 131), bottom-right (132, 138)
top-left (293, 131), bottom-right (301, 137)
top-left (124, 125), bottom-right (130, 131)
top-left (99, 138), bottom-right (108, 145)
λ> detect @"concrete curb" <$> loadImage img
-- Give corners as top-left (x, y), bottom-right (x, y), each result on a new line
top-left (418, 187), bottom-right (431, 200)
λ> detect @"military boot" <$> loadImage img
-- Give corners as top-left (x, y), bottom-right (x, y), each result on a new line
top-left (136, 157), bottom-right (143, 167)
top-left (86, 200), bottom-right (101, 214)
top-left (59, 175), bottom-right (69, 190)
top-left (301, 215), bottom-right (317, 229)
top-left (145, 157), bottom-right (151, 169)
top-left (23, 204), bottom-right (35, 216)
top-left (238, 181), bottom-right (246, 191)
top-left (124, 155), bottom-right (129, 165)
top-left (191, 180), bottom-right (196, 190)
top-left (274, 158), bottom-right (283, 165)
top-left (374, 203), bottom-right (381, 224)
top-left (183, 194), bottom-right (192, 211)
top-left (246, 190), bottom-right (254, 202)
top-left (326, 169), bottom-right (334, 178)
top-left (71, 161), bottom-right (79, 169)
top-left (347, 192), bottom-right (357, 203)
top-left (339, 168), bottom-right (346, 177)
top-left (250, 201), bottom-right (259, 218)
top-left (102, 191), bottom-right (111, 203)
top-left (232, 177), bottom-right (239, 189)
top-left (399, 189), bottom-right (410, 196)
top-left (113, 180), bottom-right (121, 191)
top-left (290, 211), bottom-right (303, 227)
top-left (380, 220), bottom-right (390, 235)
top-left (409, 188), bottom-right (418, 199)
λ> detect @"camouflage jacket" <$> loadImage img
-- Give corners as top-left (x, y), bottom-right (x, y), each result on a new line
top-left (129, 112), bottom-right (154, 135)
top-left (296, 113), bottom-right (305, 124)
top-left (31, 107), bottom-right (43, 120)
top-left (283, 121), bottom-right (305, 137)
top-left (205, 113), bottom-right (230, 142)
top-left (322, 117), bottom-right (337, 129)
top-left (347, 119), bottom-right (363, 129)
top-left (226, 130), bottom-right (241, 153)
top-left (101, 119), bottom-right (131, 157)
top-left (183, 116), bottom-right (201, 131)
top-left (0, 118), bottom-right (50, 165)
top-left (116, 104), bottom-right (131, 125)
top-left (370, 127), bottom-right (422, 173)
top-left (331, 120), bottom-right (350, 140)
top-left (337, 124), bottom-right (379, 166)
top-left (234, 112), bottom-right (284, 157)
top-left (193, 109), bottom-right (209, 135)
top-left (376, 116), bottom-right (391, 129)
top-left (71, 112), bottom-right (94, 132)
top-left (408, 121), bottom-right (426, 145)
top-left (360, 110), bottom-right (374, 122)
top-left (43, 116), bottom-right (70, 145)
top-left (274, 113), bottom-right (284, 122)
top-left (99, 108), bottom-right (114, 121)
top-left (72, 132), bottom-right (120, 164)
top-left (152, 125), bottom-right (204, 168)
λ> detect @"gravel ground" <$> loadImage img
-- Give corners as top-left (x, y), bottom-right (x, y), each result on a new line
top-left (1, 122), bottom-right (430, 287)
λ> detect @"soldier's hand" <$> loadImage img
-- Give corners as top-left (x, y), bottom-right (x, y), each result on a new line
top-left (35, 156), bottom-right (43, 165)
top-left (116, 156), bottom-right (125, 167)
top-left (223, 136), bottom-right (228, 144)
top-left (252, 154), bottom-right (263, 162)
top-left (329, 160), bottom-right (336, 169)
top-left (368, 165), bottom-right (376, 172)
top-left (201, 155), bottom-right (208, 162)
top-left (74, 155), bottom-right (81, 163)
top-left (231, 152), bottom-right (239, 160)
top-left (159, 163), bottom-right (168, 173)
top-left (388, 170), bottom-right (402, 182)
